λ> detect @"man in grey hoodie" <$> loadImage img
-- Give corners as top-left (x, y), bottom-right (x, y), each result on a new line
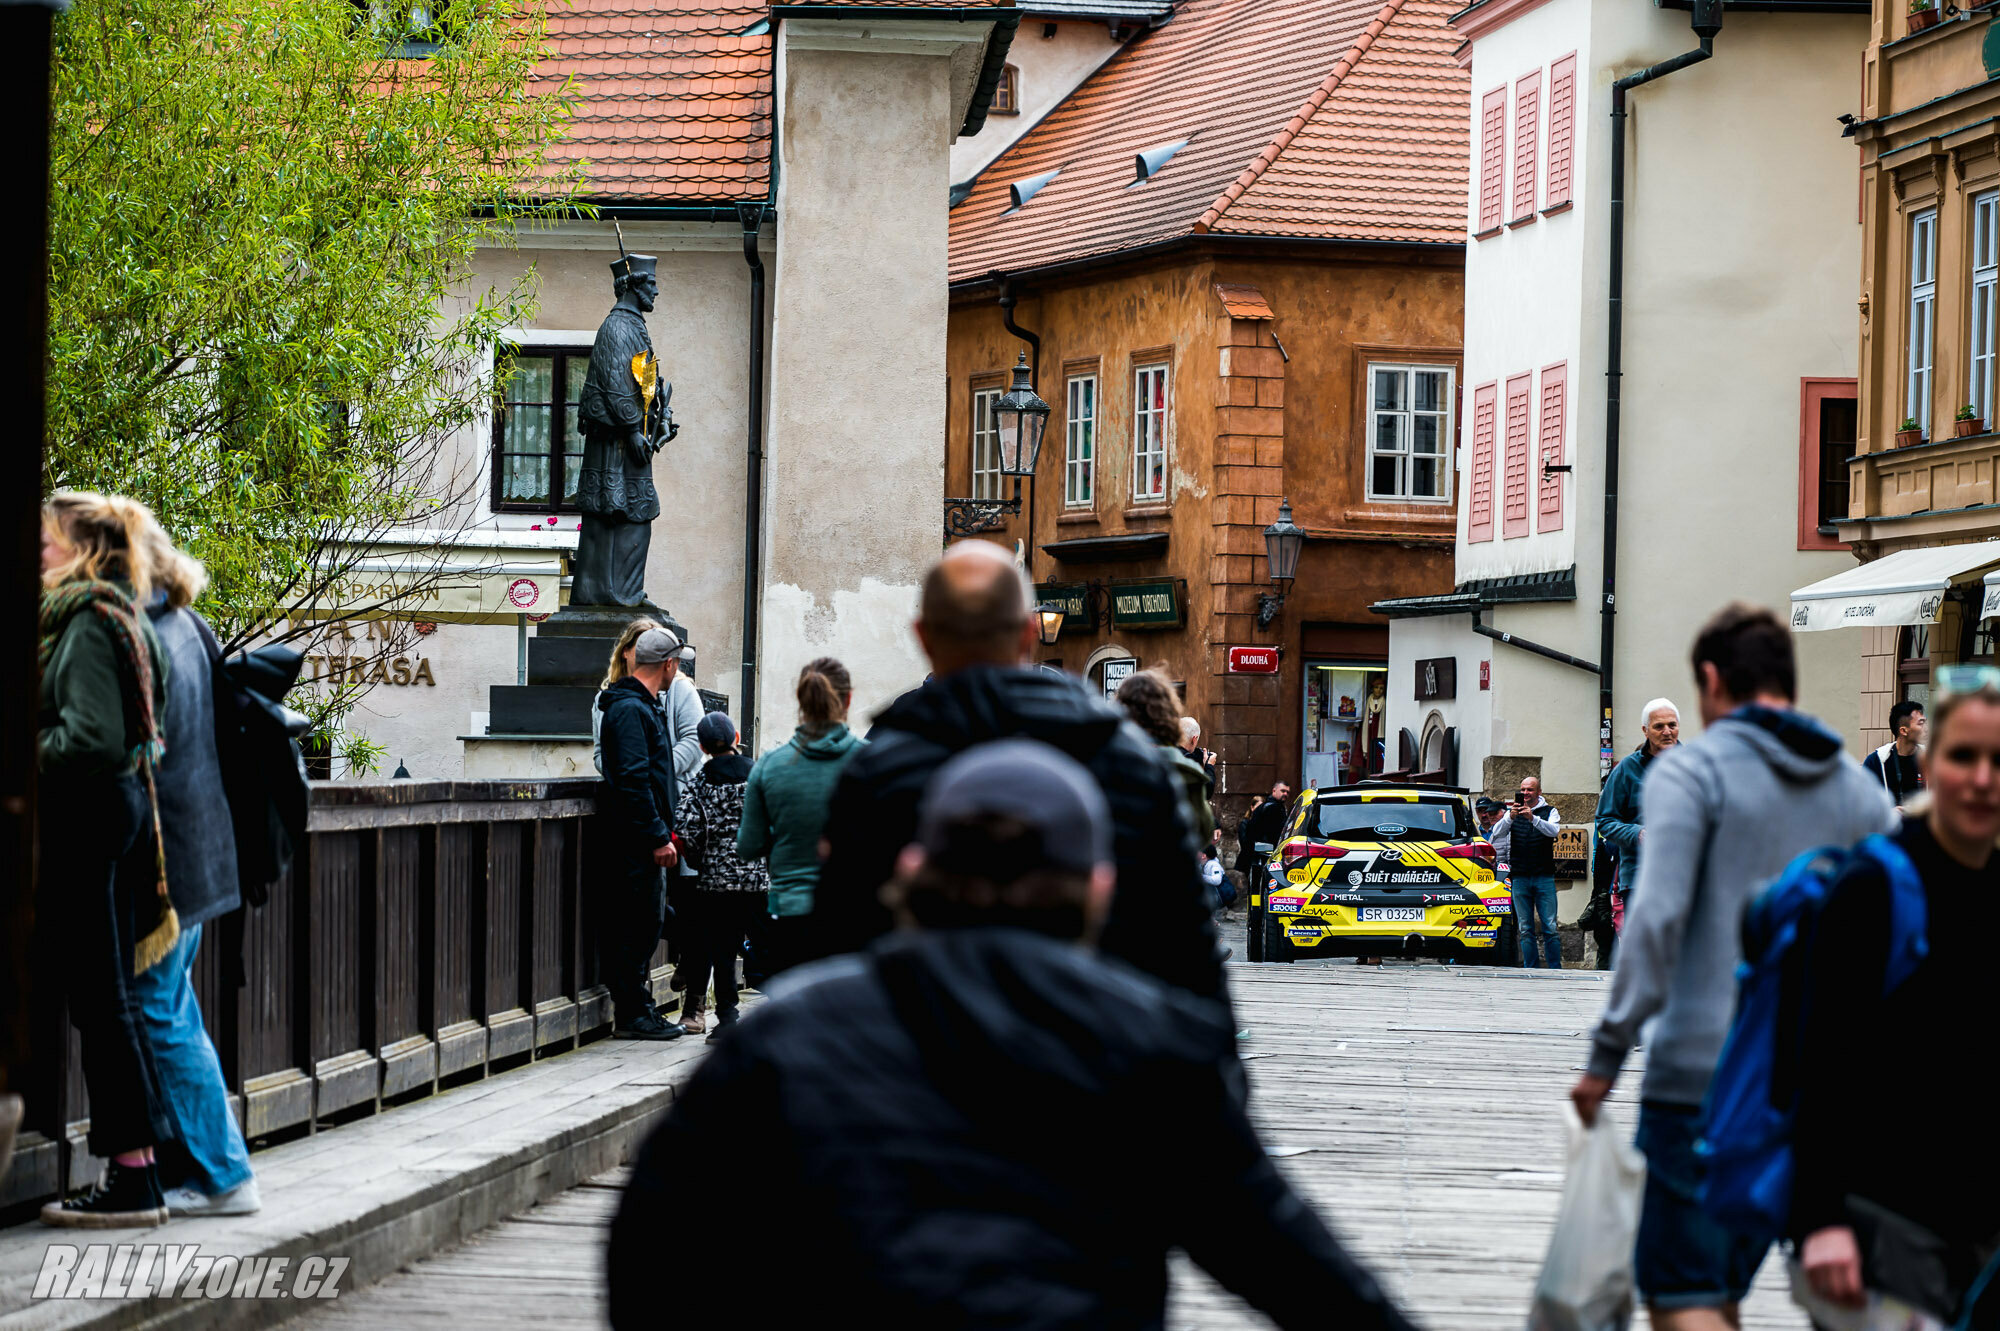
top-left (1570, 604), bottom-right (1892, 1331)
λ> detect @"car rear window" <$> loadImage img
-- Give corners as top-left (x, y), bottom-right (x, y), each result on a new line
top-left (1311, 800), bottom-right (1460, 841)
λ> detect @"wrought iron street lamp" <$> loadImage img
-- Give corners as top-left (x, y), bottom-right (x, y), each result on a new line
top-left (994, 351), bottom-right (1051, 476)
top-left (1036, 602), bottom-right (1065, 646)
top-left (1258, 498), bottom-right (1305, 628)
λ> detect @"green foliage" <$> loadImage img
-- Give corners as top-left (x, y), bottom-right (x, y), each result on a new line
top-left (47, 0), bottom-right (581, 661)
top-left (1959, 403), bottom-right (1980, 421)
top-left (1900, 417), bottom-right (1922, 432)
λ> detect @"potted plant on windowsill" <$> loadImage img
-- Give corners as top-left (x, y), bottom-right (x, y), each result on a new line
top-left (1897, 417), bottom-right (1926, 448)
top-left (1956, 404), bottom-right (1985, 437)
top-left (1909, 0), bottom-right (1941, 34)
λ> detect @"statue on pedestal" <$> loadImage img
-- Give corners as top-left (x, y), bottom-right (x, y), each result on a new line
top-left (571, 246), bottom-right (676, 608)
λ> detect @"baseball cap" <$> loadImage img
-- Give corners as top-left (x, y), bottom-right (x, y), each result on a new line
top-left (632, 627), bottom-right (681, 665)
top-left (696, 711), bottom-right (736, 751)
top-left (917, 738), bottom-right (1111, 878)
top-left (1475, 796), bottom-right (1502, 814)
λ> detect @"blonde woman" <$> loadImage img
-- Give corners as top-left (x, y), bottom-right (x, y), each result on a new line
top-left (37, 491), bottom-right (177, 1226)
top-left (591, 619), bottom-right (702, 787)
top-left (130, 516), bottom-right (259, 1216)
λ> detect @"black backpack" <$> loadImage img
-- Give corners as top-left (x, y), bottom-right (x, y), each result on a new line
top-left (194, 618), bottom-right (310, 907)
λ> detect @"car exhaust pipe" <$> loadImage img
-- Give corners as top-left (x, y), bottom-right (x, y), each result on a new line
top-left (1402, 933), bottom-right (1425, 956)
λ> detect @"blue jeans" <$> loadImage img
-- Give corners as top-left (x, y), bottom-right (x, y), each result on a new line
top-left (131, 923), bottom-right (254, 1195)
top-left (1512, 874), bottom-right (1562, 968)
top-left (1634, 1102), bottom-right (1769, 1309)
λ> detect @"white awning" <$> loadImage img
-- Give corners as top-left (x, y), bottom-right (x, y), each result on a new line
top-left (1789, 541), bottom-right (2000, 631)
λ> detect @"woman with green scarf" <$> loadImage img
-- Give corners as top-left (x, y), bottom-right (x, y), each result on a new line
top-left (36, 491), bottom-right (177, 1227)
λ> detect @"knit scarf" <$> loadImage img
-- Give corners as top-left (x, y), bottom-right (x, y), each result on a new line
top-left (39, 579), bottom-right (178, 975)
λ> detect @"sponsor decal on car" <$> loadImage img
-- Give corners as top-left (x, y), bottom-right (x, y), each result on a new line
top-left (1481, 898), bottom-right (1512, 912)
top-left (1351, 869), bottom-right (1446, 886)
top-left (1463, 927), bottom-right (1498, 940)
top-left (1267, 895), bottom-right (1308, 914)
top-left (1285, 923), bottom-right (1327, 939)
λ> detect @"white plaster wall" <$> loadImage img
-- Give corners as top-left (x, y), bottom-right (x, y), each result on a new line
top-left (327, 221), bottom-right (770, 775)
top-left (762, 37), bottom-right (953, 743)
top-left (1596, 9), bottom-right (1868, 751)
top-left (1384, 616), bottom-right (1495, 789)
top-left (1459, 0), bottom-right (1591, 583)
top-left (948, 19), bottom-right (1122, 184)
top-left (1429, 5), bottom-right (1870, 800)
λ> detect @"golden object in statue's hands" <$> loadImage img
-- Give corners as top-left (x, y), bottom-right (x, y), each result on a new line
top-left (630, 350), bottom-right (659, 426)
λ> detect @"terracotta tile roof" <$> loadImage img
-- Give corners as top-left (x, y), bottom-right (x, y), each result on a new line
top-left (1214, 282), bottom-right (1275, 318)
top-left (787, 0), bottom-right (1010, 6)
top-left (948, 0), bottom-right (1467, 281)
top-left (536, 0), bottom-right (773, 203)
top-left (1208, 0), bottom-right (1469, 242)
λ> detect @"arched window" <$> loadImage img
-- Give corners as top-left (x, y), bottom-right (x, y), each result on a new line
top-left (992, 64), bottom-right (1020, 116)
top-left (1420, 713), bottom-right (1446, 773)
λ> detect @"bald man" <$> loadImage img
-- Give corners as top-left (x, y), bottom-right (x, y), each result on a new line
top-left (810, 541), bottom-right (1225, 1003)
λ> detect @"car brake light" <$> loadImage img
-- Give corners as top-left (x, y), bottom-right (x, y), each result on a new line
top-left (1278, 843), bottom-right (1347, 873)
top-left (1436, 842), bottom-right (1496, 865)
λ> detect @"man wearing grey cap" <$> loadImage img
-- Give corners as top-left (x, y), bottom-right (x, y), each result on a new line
top-left (594, 627), bottom-right (685, 1040)
top-left (610, 738), bottom-right (1415, 1330)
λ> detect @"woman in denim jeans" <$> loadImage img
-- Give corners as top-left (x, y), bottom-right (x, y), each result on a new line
top-left (135, 518), bottom-right (259, 1217)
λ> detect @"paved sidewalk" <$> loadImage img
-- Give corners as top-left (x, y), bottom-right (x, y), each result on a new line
top-left (0, 1031), bottom-right (712, 1331)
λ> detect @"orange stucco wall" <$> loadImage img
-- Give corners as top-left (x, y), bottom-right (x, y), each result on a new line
top-left (944, 245), bottom-right (1463, 821)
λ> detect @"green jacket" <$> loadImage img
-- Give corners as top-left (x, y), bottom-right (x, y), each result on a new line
top-left (39, 587), bottom-right (170, 783)
top-left (737, 723), bottom-right (865, 916)
top-left (1161, 744), bottom-right (1215, 844)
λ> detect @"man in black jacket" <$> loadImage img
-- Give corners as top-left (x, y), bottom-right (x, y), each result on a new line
top-left (608, 740), bottom-right (1417, 1331)
top-left (596, 628), bottom-right (684, 1041)
top-left (810, 540), bottom-right (1222, 1002)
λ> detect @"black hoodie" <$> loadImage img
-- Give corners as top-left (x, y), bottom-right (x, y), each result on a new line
top-left (608, 928), bottom-right (1416, 1331)
top-left (811, 665), bottom-right (1222, 1001)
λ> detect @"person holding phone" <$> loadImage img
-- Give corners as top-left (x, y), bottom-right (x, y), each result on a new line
top-left (1507, 776), bottom-right (1564, 969)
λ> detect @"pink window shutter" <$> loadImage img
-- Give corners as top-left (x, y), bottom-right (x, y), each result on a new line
top-left (1469, 384), bottom-right (1497, 542)
top-left (1537, 363), bottom-right (1567, 531)
top-left (1503, 374), bottom-right (1532, 538)
top-left (1478, 88), bottom-right (1506, 232)
top-left (1546, 54), bottom-right (1577, 208)
top-left (1513, 72), bottom-right (1540, 221)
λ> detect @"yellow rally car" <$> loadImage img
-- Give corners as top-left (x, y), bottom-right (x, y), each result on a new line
top-left (1245, 782), bottom-right (1517, 965)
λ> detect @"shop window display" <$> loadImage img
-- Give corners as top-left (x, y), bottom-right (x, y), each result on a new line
top-left (1303, 663), bottom-right (1386, 790)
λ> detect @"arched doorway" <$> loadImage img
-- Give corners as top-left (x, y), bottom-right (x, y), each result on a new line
top-left (1083, 644), bottom-right (1136, 701)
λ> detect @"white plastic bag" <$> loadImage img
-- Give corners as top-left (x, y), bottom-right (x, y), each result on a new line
top-left (1528, 1103), bottom-right (1647, 1331)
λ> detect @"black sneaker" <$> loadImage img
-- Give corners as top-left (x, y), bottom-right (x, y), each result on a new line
top-left (40, 1161), bottom-right (168, 1228)
top-left (614, 1012), bottom-right (686, 1041)
top-left (706, 1011), bottom-right (740, 1043)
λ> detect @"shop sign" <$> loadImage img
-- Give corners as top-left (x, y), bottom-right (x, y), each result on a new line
top-left (1555, 826), bottom-right (1590, 880)
top-left (1983, 584), bottom-right (2000, 620)
top-left (1035, 582), bottom-right (1090, 633)
top-left (1414, 657), bottom-right (1456, 701)
top-left (1109, 578), bottom-right (1184, 630)
top-left (1227, 646), bottom-right (1280, 674)
top-left (1101, 657), bottom-right (1136, 700)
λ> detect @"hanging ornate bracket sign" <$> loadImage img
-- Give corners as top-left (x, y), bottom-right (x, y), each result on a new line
top-left (943, 497), bottom-right (1021, 540)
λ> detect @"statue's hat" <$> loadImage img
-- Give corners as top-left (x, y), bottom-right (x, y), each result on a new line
top-left (611, 252), bottom-right (657, 283)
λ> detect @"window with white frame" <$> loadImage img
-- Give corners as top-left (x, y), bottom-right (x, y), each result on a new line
top-left (1132, 362), bottom-right (1169, 501)
top-left (1975, 193), bottom-right (1998, 428)
top-left (1909, 208), bottom-right (1938, 435)
top-left (971, 386), bottom-right (1001, 500)
top-left (1065, 374), bottom-right (1096, 507)
top-left (1366, 364), bottom-right (1455, 503)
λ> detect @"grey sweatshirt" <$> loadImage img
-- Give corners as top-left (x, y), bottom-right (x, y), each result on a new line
top-left (1585, 706), bottom-right (1893, 1105)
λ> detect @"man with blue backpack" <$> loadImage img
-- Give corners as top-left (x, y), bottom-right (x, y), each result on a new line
top-left (1570, 604), bottom-right (1893, 1330)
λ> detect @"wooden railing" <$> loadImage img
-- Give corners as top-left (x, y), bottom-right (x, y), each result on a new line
top-left (1, 777), bottom-right (645, 1212)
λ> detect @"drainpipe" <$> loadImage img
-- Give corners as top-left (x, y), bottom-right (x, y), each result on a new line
top-left (995, 274), bottom-right (1043, 580)
top-left (1603, 0), bottom-right (1721, 781)
top-left (738, 201), bottom-right (768, 753)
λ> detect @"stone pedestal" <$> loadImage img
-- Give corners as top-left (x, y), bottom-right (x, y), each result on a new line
top-left (487, 605), bottom-right (683, 738)
top-left (467, 606), bottom-right (727, 777)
